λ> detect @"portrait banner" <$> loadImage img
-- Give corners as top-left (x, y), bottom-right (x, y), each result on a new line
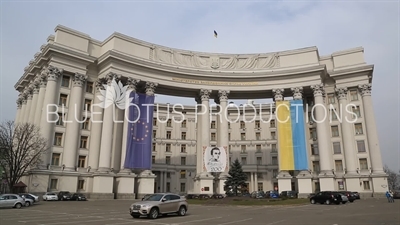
top-left (204, 146), bottom-right (227, 173)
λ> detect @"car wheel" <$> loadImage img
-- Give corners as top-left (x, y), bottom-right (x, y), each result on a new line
top-left (132, 215), bottom-right (140, 218)
top-left (15, 203), bottom-right (22, 209)
top-left (148, 208), bottom-right (159, 219)
top-left (25, 202), bottom-right (30, 207)
top-left (342, 201), bottom-right (346, 204)
top-left (310, 199), bottom-right (316, 204)
top-left (325, 199), bottom-right (330, 205)
top-left (178, 206), bottom-right (186, 216)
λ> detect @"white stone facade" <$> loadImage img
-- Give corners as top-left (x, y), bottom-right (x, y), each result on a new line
top-left (14, 25), bottom-right (388, 199)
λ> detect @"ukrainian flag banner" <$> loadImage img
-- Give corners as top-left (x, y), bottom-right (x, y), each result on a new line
top-left (276, 99), bottom-right (309, 171)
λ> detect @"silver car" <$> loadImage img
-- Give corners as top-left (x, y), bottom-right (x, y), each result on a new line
top-left (0, 194), bottom-right (25, 209)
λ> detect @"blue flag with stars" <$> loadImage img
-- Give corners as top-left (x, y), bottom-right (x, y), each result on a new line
top-left (124, 91), bottom-right (155, 170)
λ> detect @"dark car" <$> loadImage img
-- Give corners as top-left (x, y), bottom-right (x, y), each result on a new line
top-left (71, 193), bottom-right (87, 201)
top-left (185, 194), bottom-right (199, 199)
top-left (339, 191), bottom-right (355, 202)
top-left (251, 191), bottom-right (266, 199)
top-left (352, 192), bottom-right (360, 199)
top-left (310, 191), bottom-right (343, 205)
top-left (392, 190), bottom-right (400, 199)
top-left (211, 194), bottom-right (224, 199)
top-left (58, 191), bottom-right (72, 201)
top-left (280, 191), bottom-right (298, 199)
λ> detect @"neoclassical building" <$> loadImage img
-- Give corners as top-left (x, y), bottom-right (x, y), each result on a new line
top-left (14, 25), bottom-right (388, 199)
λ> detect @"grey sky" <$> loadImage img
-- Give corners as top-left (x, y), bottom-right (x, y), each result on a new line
top-left (0, 1), bottom-right (399, 171)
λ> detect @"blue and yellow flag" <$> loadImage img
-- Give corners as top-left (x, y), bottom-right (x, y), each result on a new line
top-left (276, 100), bottom-right (309, 171)
top-left (214, 30), bottom-right (218, 38)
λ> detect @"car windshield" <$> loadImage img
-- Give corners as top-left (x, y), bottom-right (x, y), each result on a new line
top-left (144, 194), bottom-right (164, 201)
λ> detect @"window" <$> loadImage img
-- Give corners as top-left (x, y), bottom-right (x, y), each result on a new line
top-left (228, 133), bottom-right (231, 140)
top-left (257, 157), bottom-right (262, 165)
top-left (56, 114), bottom-right (64, 126)
top-left (258, 183), bottom-right (263, 191)
top-left (166, 144), bottom-right (171, 152)
top-left (350, 90), bottom-right (358, 101)
top-left (352, 106), bottom-right (361, 118)
top-left (355, 123), bottom-right (363, 135)
top-left (357, 140), bottom-right (366, 152)
top-left (310, 128), bottom-right (317, 140)
top-left (178, 144), bottom-right (185, 153)
top-left (152, 143), bottom-right (156, 152)
top-left (84, 99), bottom-right (91, 111)
top-left (273, 170), bottom-right (278, 178)
top-left (181, 157), bottom-right (186, 165)
top-left (256, 145), bottom-right (261, 152)
top-left (182, 120), bottom-right (186, 128)
top-left (331, 110), bottom-right (338, 120)
top-left (166, 131), bottom-right (171, 139)
top-left (271, 144), bottom-right (277, 152)
top-left (54, 133), bottom-right (63, 146)
top-left (50, 179), bottom-right (58, 189)
top-left (359, 158), bottom-right (368, 170)
top-left (255, 120), bottom-right (260, 128)
top-left (211, 121), bottom-right (216, 129)
top-left (228, 122), bottom-right (231, 129)
top-left (78, 180), bottom-right (85, 190)
top-left (167, 119), bottom-right (172, 127)
top-left (240, 121), bottom-right (245, 129)
top-left (241, 157), bottom-right (247, 165)
top-left (211, 133), bottom-right (216, 141)
top-left (272, 156), bottom-right (278, 165)
top-left (166, 172), bottom-right (171, 178)
top-left (180, 183), bottom-right (186, 192)
top-left (180, 170), bottom-right (186, 179)
top-left (165, 156), bottom-right (171, 164)
top-left (333, 142), bottom-right (341, 154)
top-left (335, 160), bottom-right (343, 172)
top-left (61, 75), bottom-right (70, 88)
top-left (81, 119), bottom-right (89, 130)
top-left (331, 126), bottom-right (339, 137)
top-left (241, 133), bottom-right (246, 140)
top-left (363, 181), bottom-right (370, 190)
top-left (152, 155), bottom-right (155, 163)
top-left (338, 181), bottom-right (345, 190)
top-left (312, 161), bottom-right (320, 173)
top-left (59, 94), bottom-right (68, 106)
top-left (256, 133), bottom-right (260, 140)
top-left (78, 156), bottom-right (86, 168)
top-left (153, 118), bottom-right (157, 126)
top-left (86, 82), bottom-right (93, 93)
top-left (181, 132), bottom-right (187, 140)
top-left (166, 182), bottom-right (171, 192)
top-left (271, 132), bottom-right (276, 139)
top-left (328, 93), bottom-right (335, 104)
top-left (51, 153), bottom-right (60, 166)
top-left (311, 144), bottom-right (319, 155)
top-left (80, 136), bottom-right (88, 149)
top-left (270, 120), bottom-right (276, 128)
top-left (241, 145), bottom-right (246, 153)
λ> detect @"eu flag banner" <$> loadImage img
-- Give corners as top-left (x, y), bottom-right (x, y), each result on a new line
top-left (124, 92), bottom-right (155, 170)
top-left (276, 100), bottom-right (309, 171)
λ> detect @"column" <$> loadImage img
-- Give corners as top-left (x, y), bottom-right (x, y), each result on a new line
top-left (23, 87), bottom-right (33, 123)
top-left (87, 78), bottom-right (105, 171)
top-left (311, 83), bottom-right (334, 191)
top-left (119, 77), bottom-right (140, 174)
top-left (160, 171), bottom-right (164, 192)
top-left (217, 90), bottom-right (230, 194)
top-left (195, 96), bottom-right (203, 176)
top-left (201, 89), bottom-right (212, 176)
top-left (15, 97), bottom-right (22, 124)
top-left (250, 172), bottom-right (254, 192)
top-left (97, 73), bottom-right (120, 172)
top-left (62, 73), bottom-right (87, 171)
top-left (28, 80), bottom-right (40, 124)
top-left (34, 70), bottom-right (48, 126)
top-left (39, 66), bottom-right (62, 169)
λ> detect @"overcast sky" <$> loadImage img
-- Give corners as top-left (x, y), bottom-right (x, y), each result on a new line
top-left (0, 1), bottom-right (399, 171)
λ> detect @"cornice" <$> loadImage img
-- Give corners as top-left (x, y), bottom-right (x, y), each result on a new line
top-left (54, 24), bottom-right (91, 39)
top-left (331, 46), bottom-right (364, 57)
top-left (329, 64), bottom-right (374, 78)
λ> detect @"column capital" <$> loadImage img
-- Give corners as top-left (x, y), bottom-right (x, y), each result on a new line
top-left (73, 73), bottom-right (87, 87)
top-left (311, 83), bottom-right (325, 97)
top-left (21, 92), bottom-right (28, 104)
top-left (291, 87), bottom-right (303, 100)
top-left (335, 87), bottom-right (348, 100)
top-left (218, 90), bottom-right (230, 102)
top-left (47, 66), bottom-right (63, 81)
top-left (16, 98), bottom-right (23, 108)
top-left (145, 82), bottom-right (158, 95)
top-left (95, 78), bottom-right (106, 93)
top-left (105, 72), bottom-right (121, 85)
top-left (195, 95), bottom-right (202, 104)
top-left (200, 89), bottom-right (212, 101)
top-left (272, 88), bottom-right (284, 101)
top-left (127, 77), bottom-right (141, 91)
top-left (358, 83), bottom-right (372, 96)
top-left (39, 69), bottom-right (48, 88)
top-left (32, 78), bottom-right (40, 94)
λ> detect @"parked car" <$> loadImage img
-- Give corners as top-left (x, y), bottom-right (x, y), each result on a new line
top-left (309, 191), bottom-right (344, 205)
top-left (18, 194), bottom-right (34, 206)
top-left (43, 192), bottom-right (58, 201)
top-left (19, 193), bottom-right (39, 202)
top-left (185, 194), bottom-right (199, 199)
top-left (141, 194), bottom-right (153, 201)
top-left (393, 190), bottom-right (400, 199)
top-left (211, 194), bottom-right (224, 199)
top-left (58, 191), bottom-right (72, 201)
top-left (129, 193), bottom-right (188, 219)
top-left (269, 191), bottom-right (279, 198)
top-left (280, 191), bottom-right (298, 199)
top-left (251, 191), bottom-right (266, 199)
top-left (198, 194), bottom-right (210, 199)
top-left (71, 193), bottom-right (87, 201)
top-left (0, 194), bottom-right (25, 209)
top-left (352, 192), bottom-right (360, 199)
top-left (339, 191), bottom-right (356, 202)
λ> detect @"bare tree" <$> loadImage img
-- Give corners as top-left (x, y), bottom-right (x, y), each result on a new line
top-left (384, 165), bottom-right (400, 190)
top-left (0, 121), bottom-right (48, 193)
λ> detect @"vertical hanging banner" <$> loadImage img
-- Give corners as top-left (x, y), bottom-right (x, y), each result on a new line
top-left (204, 146), bottom-right (227, 172)
top-left (276, 100), bottom-right (309, 171)
top-left (124, 92), bottom-right (155, 170)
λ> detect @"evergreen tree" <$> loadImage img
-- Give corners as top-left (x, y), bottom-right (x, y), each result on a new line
top-left (224, 158), bottom-right (247, 196)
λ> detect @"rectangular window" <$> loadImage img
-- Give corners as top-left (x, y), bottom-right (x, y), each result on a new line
top-left (270, 120), bottom-right (275, 128)
top-left (240, 121), bottom-right (245, 129)
top-left (271, 144), bottom-right (277, 152)
top-left (228, 133), bottom-right (231, 140)
top-left (80, 136), bottom-right (88, 149)
top-left (61, 76), bottom-right (70, 88)
top-left (256, 144), bottom-right (261, 152)
top-left (153, 118), bottom-right (157, 126)
top-left (258, 183), bottom-right (263, 191)
top-left (257, 157), bottom-right (262, 165)
top-left (181, 144), bottom-right (186, 153)
top-left (241, 145), bottom-right (246, 153)
top-left (152, 143), bottom-right (156, 152)
top-left (166, 144), bottom-right (171, 152)
top-left (167, 119), bottom-right (172, 127)
top-left (310, 128), bottom-right (317, 140)
top-left (271, 132), bottom-right (276, 139)
top-left (241, 133), bottom-right (246, 140)
top-left (84, 99), bottom-right (91, 111)
top-left (180, 170), bottom-right (186, 179)
top-left (181, 132), bottom-right (187, 140)
top-left (180, 183), bottom-right (186, 192)
top-left (311, 144), bottom-right (319, 155)
top-left (59, 94), bottom-right (68, 106)
top-left (331, 126), bottom-right (339, 137)
top-left (357, 140), bottom-right (366, 152)
top-left (165, 156), bottom-right (171, 164)
top-left (166, 182), bottom-right (171, 192)
top-left (363, 181), bottom-right (370, 190)
top-left (273, 170), bottom-right (278, 178)
top-left (241, 157), bottom-right (247, 165)
top-left (256, 133), bottom-right (261, 140)
top-left (81, 119), bottom-right (89, 130)
top-left (312, 161), bottom-right (320, 173)
top-left (333, 142), bottom-right (341, 154)
top-left (86, 82), bottom-right (93, 93)
top-left (359, 158), bottom-right (368, 170)
top-left (56, 113), bottom-right (64, 126)
top-left (152, 155), bottom-right (155, 164)
top-left (335, 160), bottom-right (343, 172)
top-left (181, 120), bottom-right (186, 128)
top-left (166, 172), bottom-right (171, 178)
top-left (211, 121), bottom-right (216, 129)
top-left (50, 179), bottom-right (58, 189)
top-left (78, 155), bottom-right (86, 168)
top-left (350, 90), bottom-right (358, 101)
top-left (352, 106), bottom-right (361, 118)
top-left (272, 156), bottom-right (278, 165)
top-left (328, 93), bottom-right (335, 104)
top-left (211, 133), bottom-right (216, 141)
top-left (77, 180), bottom-right (85, 190)
top-left (181, 157), bottom-right (186, 165)
top-left (355, 123), bottom-right (363, 135)
top-left (54, 133), bottom-right (63, 146)
top-left (51, 153), bottom-right (60, 166)
top-left (166, 131), bottom-right (171, 139)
